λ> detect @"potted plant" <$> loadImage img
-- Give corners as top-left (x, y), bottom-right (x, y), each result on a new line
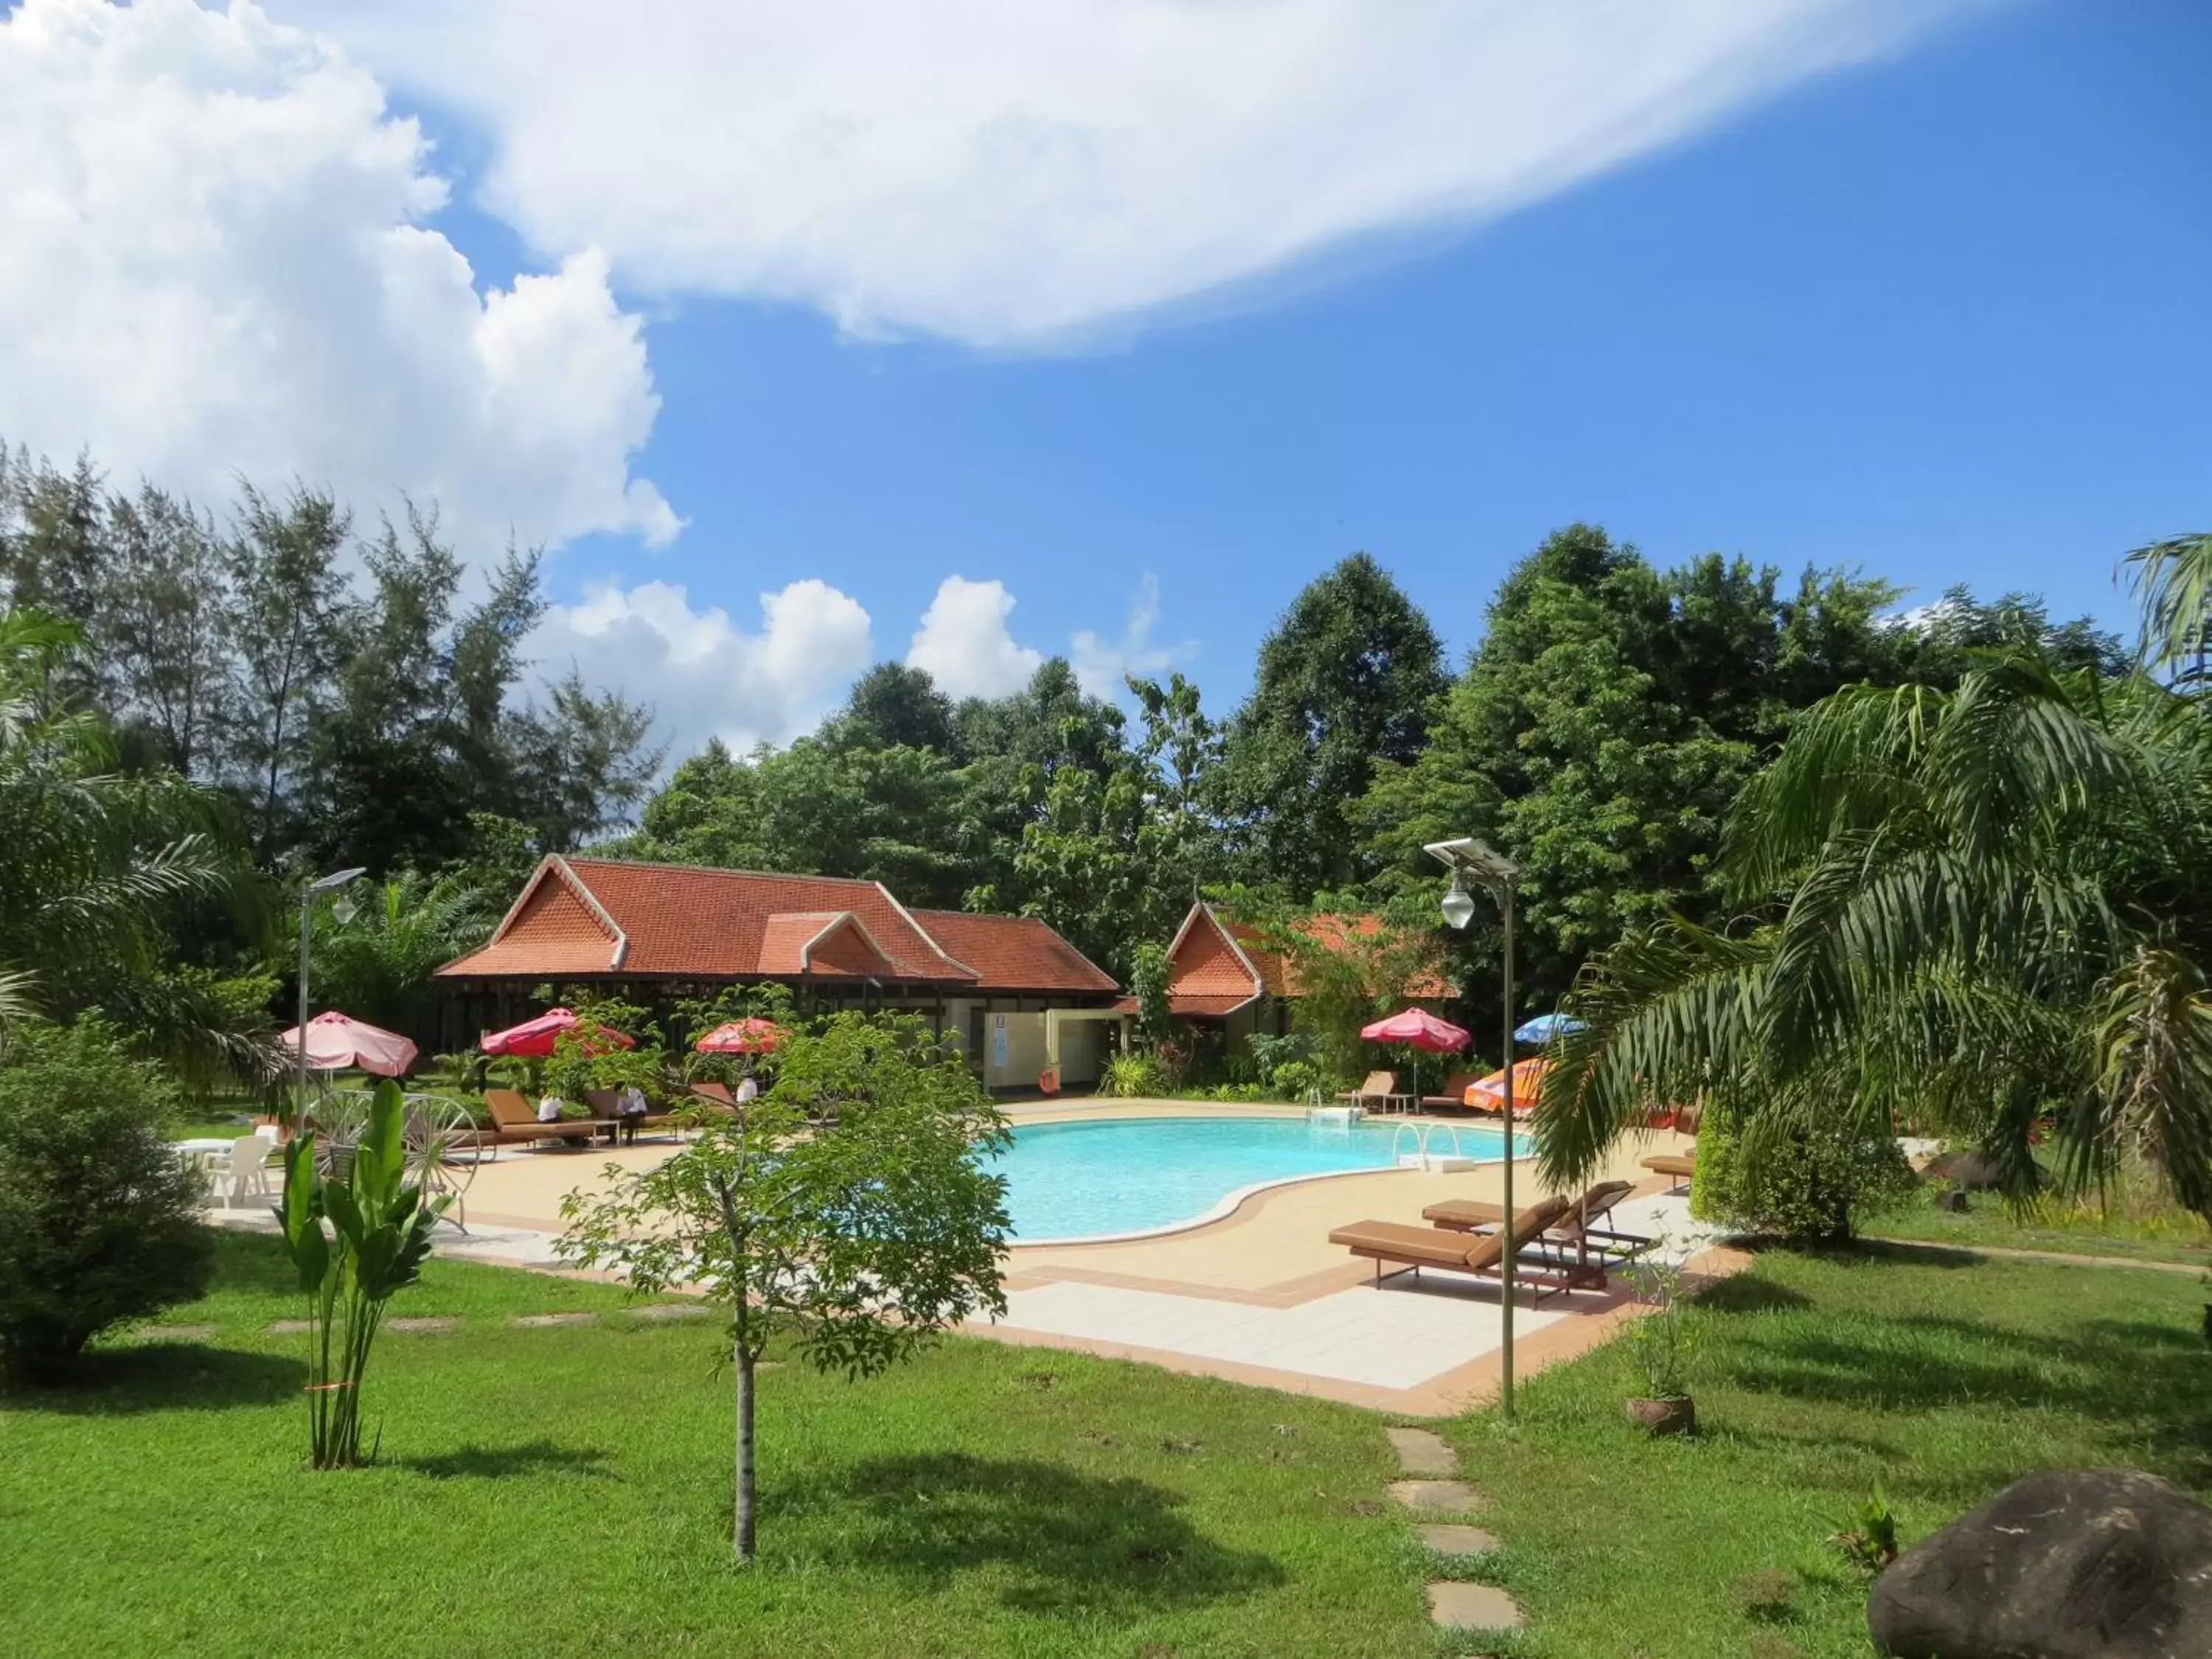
top-left (1624, 1254), bottom-right (1701, 1434)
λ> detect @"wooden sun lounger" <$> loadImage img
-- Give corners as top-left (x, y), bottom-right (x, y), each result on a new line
top-left (1419, 1072), bottom-right (1481, 1112)
top-left (1332, 1194), bottom-right (1596, 1303)
top-left (481, 1088), bottom-right (617, 1149)
top-left (1641, 1153), bottom-right (1696, 1193)
top-left (1425, 1180), bottom-right (1654, 1287)
top-left (1337, 1070), bottom-right (1405, 1112)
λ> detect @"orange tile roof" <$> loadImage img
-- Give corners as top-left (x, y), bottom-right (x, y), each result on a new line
top-left (1161, 902), bottom-right (1454, 1010)
top-left (439, 858), bottom-right (974, 986)
top-left (438, 858), bottom-right (1119, 998)
top-left (1167, 992), bottom-right (1260, 1018)
top-left (908, 910), bottom-right (1118, 995)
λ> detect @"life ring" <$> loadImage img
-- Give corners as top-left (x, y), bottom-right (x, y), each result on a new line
top-left (1037, 1066), bottom-right (1060, 1096)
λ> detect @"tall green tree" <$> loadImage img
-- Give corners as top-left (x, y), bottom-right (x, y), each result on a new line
top-left (1542, 546), bottom-right (2212, 1221)
top-left (1216, 553), bottom-right (1446, 897)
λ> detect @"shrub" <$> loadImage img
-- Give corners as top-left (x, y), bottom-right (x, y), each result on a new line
top-left (1102, 1052), bottom-right (1165, 1099)
top-left (1692, 1093), bottom-right (1915, 1242)
top-left (0, 1018), bottom-right (213, 1385)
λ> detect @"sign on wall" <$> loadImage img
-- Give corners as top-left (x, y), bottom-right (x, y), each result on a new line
top-left (991, 1013), bottom-right (1009, 1071)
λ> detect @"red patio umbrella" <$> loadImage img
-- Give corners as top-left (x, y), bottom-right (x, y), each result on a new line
top-left (1359, 1007), bottom-right (1470, 1106)
top-left (278, 1009), bottom-right (418, 1077)
top-left (694, 1018), bottom-right (786, 1054)
top-left (479, 1006), bottom-right (636, 1058)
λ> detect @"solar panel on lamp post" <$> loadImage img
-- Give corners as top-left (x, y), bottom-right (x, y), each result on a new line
top-left (296, 866), bottom-right (367, 1130)
top-left (1425, 836), bottom-right (1521, 1422)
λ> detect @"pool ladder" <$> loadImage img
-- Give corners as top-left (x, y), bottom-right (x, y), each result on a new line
top-left (1391, 1121), bottom-right (1476, 1171)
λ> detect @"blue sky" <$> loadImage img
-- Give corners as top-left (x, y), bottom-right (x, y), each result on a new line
top-left (4, 0), bottom-right (2205, 754)
top-left (538, 0), bottom-right (2203, 734)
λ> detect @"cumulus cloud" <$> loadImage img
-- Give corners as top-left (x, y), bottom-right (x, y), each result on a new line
top-left (534, 578), bottom-right (872, 755)
top-left (1071, 574), bottom-right (1186, 699)
top-left (907, 577), bottom-right (1045, 700)
top-left (0, 0), bottom-right (675, 549)
top-left (285, 0), bottom-right (1978, 347)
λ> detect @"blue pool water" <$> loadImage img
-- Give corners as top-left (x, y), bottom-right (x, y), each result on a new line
top-left (992, 1114), bottom-right (1527, 1242)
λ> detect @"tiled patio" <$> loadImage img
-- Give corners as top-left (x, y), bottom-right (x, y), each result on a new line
top-left (206, 1100), bottom-right (1714, 1416)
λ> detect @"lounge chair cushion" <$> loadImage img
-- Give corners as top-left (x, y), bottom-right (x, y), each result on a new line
top-left (1327, 1221), bottom-right (1486, 1269)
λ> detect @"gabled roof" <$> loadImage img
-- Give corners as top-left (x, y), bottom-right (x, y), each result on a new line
top-left (439, 858), bottom-right (975, 986)
top-left (908, 910), bottom-right (1118, 995)
top-left (436, 858), bottom-right (1121, 998)
top-left (1159, 901), bottom-right (1454, 1014)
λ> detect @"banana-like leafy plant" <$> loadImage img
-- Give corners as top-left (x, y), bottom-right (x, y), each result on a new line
top-left (276, 1080), bottom-right (448, 1469)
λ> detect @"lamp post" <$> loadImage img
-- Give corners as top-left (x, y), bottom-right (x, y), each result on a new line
top-left (296, 866), bottom-right (366, 1127)
top-left (1425, 836), bottom-right (1521, 1421)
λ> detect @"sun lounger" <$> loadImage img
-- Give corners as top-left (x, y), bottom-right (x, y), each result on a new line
top-left (1641, 1153), bottom-right (1696, 1192)
top-left (1332, 1194), bottom-right (1593, 1302)
top-left (481, 1088), bottom-right (616, 1150)
top-left (1419, 1072), bottom-right (1481, 1112)
top-left (1427, 1180), bottom-right (1654, 1286)
top-left (1336, 1070), bottom-right (1406, 1112)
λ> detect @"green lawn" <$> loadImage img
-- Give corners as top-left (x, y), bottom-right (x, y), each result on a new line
top-left (1437, 1244), bottom-right (2211, 1658)
top-left (1866, 1186), bottom-right (2212, 1267)
top-left (1, 1231), bottom-right (1437, 1659)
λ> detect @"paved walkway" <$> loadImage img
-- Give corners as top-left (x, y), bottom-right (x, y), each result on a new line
top-left (201, 1100), bottom-right (1715, 1416)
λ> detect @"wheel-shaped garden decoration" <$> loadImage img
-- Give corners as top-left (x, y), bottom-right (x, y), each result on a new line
top-left (400, 1093), bottom-right (479, 1233)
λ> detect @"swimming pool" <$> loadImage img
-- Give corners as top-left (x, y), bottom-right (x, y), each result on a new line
top-left (993, 1114), bottom-right (1528, 1243)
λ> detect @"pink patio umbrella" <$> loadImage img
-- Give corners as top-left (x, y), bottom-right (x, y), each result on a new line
top-left (1359, 1007), bottom-right (1470, 1106)
top-left (695, 1018), bottom-right (786, 1054)
top-left (479, 1006), bottom-right (636, 1059)
top-left (277, 1009), bottom-right (419, 1077)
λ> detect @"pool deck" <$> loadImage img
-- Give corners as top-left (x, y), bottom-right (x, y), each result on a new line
top-left (216, 1098), bottom-right (1713, 1418)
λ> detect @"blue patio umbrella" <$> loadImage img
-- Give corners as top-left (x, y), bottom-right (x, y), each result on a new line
top-left (1512, 1012), bottom-right (1587, 1046)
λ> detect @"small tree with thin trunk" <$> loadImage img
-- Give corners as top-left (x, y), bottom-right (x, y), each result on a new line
top-left (557, 1009), bottom-right (1011, 1562)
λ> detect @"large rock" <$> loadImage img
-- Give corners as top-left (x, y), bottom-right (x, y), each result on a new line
top-left (1921, 1148), bottom-right (2005, 1191)
top-left (1869, 1469), bottom-right (2212, 1658)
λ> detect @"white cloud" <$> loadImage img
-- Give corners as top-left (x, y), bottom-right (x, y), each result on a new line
top-left (0, 0), bottom-right (675, 550)
top-left (1071, 574), bottom-right (1185, 698)
top-left (907, 577), bottom-right (1044, 699)
top-left (535, 578), bottom-right (872, 754)
top-left (283, 0), bottom-right (1980, 348)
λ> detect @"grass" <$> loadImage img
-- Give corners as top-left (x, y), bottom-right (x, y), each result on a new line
top-left (2, 1231), bottom-right (1438, 1659)
top-left (1436, 1243), bottom-right (2211, 1658)
top-left (1866, 1183), bottom-right (2212, 1268)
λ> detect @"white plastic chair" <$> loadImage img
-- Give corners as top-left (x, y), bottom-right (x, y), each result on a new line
top-left (212, 1133), bottom-right (274, 1208)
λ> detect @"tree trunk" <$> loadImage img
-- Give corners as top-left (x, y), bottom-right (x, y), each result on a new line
top-left (734, 1341), bottom-right (757, 1561)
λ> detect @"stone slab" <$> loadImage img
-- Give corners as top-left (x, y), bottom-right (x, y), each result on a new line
top-left (137, 1324), bottom-right (218, 1340)
top-left (1386, 1426), bottom-right (1459, 1475)
top-left (387, 1317), bottom-right (459, 1334)
top-left (512, 1312), bottom-right (597, 1329)
top-left (1427, 1581), bottom-right (1525, 1631)
top-left (1389, 1479), bottom-right (1485, 1514)
top-left (266, 1320), bottom-right (312, 1335)
top-left (1418, 1524), bottom-right (1501, 1557)
top-left (629, 1304), bottom-right (712, 1322)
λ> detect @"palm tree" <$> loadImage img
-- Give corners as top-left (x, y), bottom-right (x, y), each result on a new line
top-left (0, 608), bottom-right (240, 1059)
top-left (307, 868), bottom-right (486, 1037)
top-left (1541, 549), bottom-right (2212, 1220)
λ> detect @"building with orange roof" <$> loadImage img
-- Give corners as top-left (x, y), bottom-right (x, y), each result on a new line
top-left (435, 856), bottom-right (1126, 1089)
top-left (1150, 901), bottom-right (1454, 1057)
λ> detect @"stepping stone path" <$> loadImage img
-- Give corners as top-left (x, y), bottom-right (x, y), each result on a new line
top-left (138, 1324), bottom-right (218, 1340)
top-left (1386, 1427), bottom-right (1459, 1475)
top-left (512, 1312), bottom-right (597, 1329)
top-left (1419, 1524), bottom-right (1501, 1557)
top-left (1427, 1581), bottom-right (1526, 1634)
top-left (1380, 1425), bottom-right (1528, 1639)
top-left (1388, 1479), bottom-right (1484, 1514)
top-left (629, 1304), bottom-right (711, 1322)
top-left (386, 1317), bottom-right (458, 1335)
top-left (267, 1320), bottom-right (312, 1335)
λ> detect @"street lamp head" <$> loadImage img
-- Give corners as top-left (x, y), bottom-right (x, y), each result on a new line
top-left (1423, 836), bottom-right (1518, 887)
top-left (308, 866), bottom-right (369, 894)
top-left (1439, 877), bottom-right (1477, 931)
